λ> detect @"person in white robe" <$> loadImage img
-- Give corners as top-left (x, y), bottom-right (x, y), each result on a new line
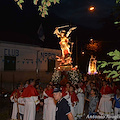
top-left (10, 84), bottom-right (24, 120)
top-left (22, 79), bottom-right (40, 120)
top-left (43, 84), bottom-right (56, 120)
top-left (75, 87), bottom-right (84, 120)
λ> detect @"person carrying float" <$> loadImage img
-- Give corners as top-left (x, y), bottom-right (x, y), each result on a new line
top-left (21, 79), bottom-right (40, 120)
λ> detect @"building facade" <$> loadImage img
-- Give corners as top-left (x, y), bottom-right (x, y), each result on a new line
top-left (0, 41), bottom-right (61, 91)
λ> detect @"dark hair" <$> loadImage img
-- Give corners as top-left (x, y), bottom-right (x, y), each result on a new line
top-left (66, 82), bottom-right (71, 86)
top-left (29, 79), bottom-right (34, 84)
top-left (117, 88), bottom-right (120, 91)
top-left (75, 84), bottom-right (79, 89)
top-left (53, 83), bottom-right (61, 88)
top-left (16, 83), bottom-right (21, 89)
top-left (91, 88), bottom-right (98, 95)
top-left (24, 80), bottom-right (29, 84)
top-left (70, 85), bottom-right (75, 91)
top-left (102, 80), bottom-right (107, 83)
top-left (90, 82), bottom-right (94, 84)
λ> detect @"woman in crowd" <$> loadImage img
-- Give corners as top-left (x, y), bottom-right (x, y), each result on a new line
top-left (85, 89), bottom-right (99, 119)
top-left (98, 80), bottom-right (113, 116)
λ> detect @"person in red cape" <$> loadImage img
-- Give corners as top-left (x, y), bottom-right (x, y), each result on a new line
top-left (10, 83), bottom-right (24, 120)
top-left (22, 79), bottom-right (40, 120)
top-left (79, 81), bottom-right (86, 93)
top-left (61, 82), bottom-right (71, 97)
top-left (69, 85), bottom-right (79, 119)
top-left (98, 80), bottom-right (113, 116)
top-left (43, 84), bottom-right (56, 120)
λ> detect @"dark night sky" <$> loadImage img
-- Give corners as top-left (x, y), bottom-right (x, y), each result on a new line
top-left (0, 0), bottom-right (120, 73)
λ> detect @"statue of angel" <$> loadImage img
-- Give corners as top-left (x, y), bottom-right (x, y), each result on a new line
top-left (54, 25), bottom-right (77, 59)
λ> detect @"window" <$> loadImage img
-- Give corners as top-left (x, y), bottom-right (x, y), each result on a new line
top-left (4, 56), bottom-right (16, 71)
top-left (48, 59), bottom-right (55, 72)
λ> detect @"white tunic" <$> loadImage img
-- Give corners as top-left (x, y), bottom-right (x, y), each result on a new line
top-left (23, 96), bottom-right (39, 120)
top-left (98, 94), bottom-right (113, 116)
top-left (75, 88), bottom-right (84, 120)
top-left (10, 96), bottom-right (18, 120)
top-left (45, 97), bottom-right (56, 120)
top-left (10, 96), bottom-right (25, 120)
top-left (43, 91), bottom-right (48, 120)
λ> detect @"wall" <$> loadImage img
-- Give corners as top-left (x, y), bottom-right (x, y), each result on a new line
top-left (0, 42), bottom-right (61, 71)
top-left (0, 41), bottom-right (61, 91)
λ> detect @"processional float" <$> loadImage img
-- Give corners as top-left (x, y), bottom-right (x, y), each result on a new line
top-left (51, 25), bottom-right (82, 85)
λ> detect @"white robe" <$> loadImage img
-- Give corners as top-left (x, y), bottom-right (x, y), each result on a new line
top-left (98, 94), bottom-right (113, 116)
top-left (10, 96), bottom-right (18, 120)
top-left (45, 97), bottom-right (56, 120)
top-left (18, 97), bottom-right (25, 115)
top-left (23, 96), bottom-right (39, 120)
top-left (75, 88), bottom-right (84, 120)
top-left (10, 96), bottom-right (25, 120)
top-left (43, 91), bottom-right (48, 120)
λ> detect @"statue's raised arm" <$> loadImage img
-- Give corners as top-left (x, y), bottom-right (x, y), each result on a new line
top-left (53, 25), bottom-right (70, 38)
top-left (53, 27), bottom-right (61, 38)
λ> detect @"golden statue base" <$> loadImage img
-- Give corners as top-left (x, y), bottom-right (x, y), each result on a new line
top-left (58, 65), bottom-right (73, 71)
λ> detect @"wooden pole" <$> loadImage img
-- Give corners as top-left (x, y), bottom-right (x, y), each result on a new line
top-left (76, 36), bottom-right (78, 65)
top-left (13, 71), bottom-right (14, 90)
top-left (1, 71), bottom-right (2, 90)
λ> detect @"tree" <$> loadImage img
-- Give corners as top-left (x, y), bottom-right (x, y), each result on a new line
top-left (114, 0), bottom-right (120, 25)
top-left (97, 0), bottom-right (120, 81)
top-left (97, 50), bottom-right (120, 81)
top-left (14, 0), bottom-right (60, 17)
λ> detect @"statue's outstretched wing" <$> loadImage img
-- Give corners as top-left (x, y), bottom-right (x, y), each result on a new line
top-left (66, 27), bottom-right (77, 38)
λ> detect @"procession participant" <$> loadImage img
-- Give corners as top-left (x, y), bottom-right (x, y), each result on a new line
top-left (43, 84), bottom-right (56, 120)
top-left (17, 90), bottom-right (25, 120)
top-left (43, 84), bottom-right (49, 120)
top-left (69, 85), bottom-right (79, 118)
top-left (112, 88), bottom-right (120, 117)
top-left (85, 89), bottom-right (99, 119)
top-left (98, 80), bottom-right (113, 116)
top-left (22, 79), bottom-right (40, 120)
top-left (61, 82), bottom-right (71, 111)
top-left (74, 84), bottom-right (84, 120)
top-left (79, 81), bottom-right (86, 93)
top-left (35, 84), bottom-right (41, 112)
top-left (53, 87), bottom-right (74, 120)
top-left (10, 83), bottom-right (23, 120)
top-left (24, 80), bottom-right (29, 88)
top-left (62, 82), bottom-right (71, 93)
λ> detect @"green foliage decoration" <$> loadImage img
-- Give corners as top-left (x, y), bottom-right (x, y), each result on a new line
top-left (114, 0), bottom-right (120, 25)
top-left (97, 50), bottom-right (120, 81)
top-left (14, 0), bottom-right (60, 17)
top-left (116, 0), bottom-right (120, 4)
top-left (14, 0), bottom-right (24, 10)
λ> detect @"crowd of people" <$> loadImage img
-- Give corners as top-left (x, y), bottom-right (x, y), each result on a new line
top-left (10, 75), bottom-right (120, 120)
